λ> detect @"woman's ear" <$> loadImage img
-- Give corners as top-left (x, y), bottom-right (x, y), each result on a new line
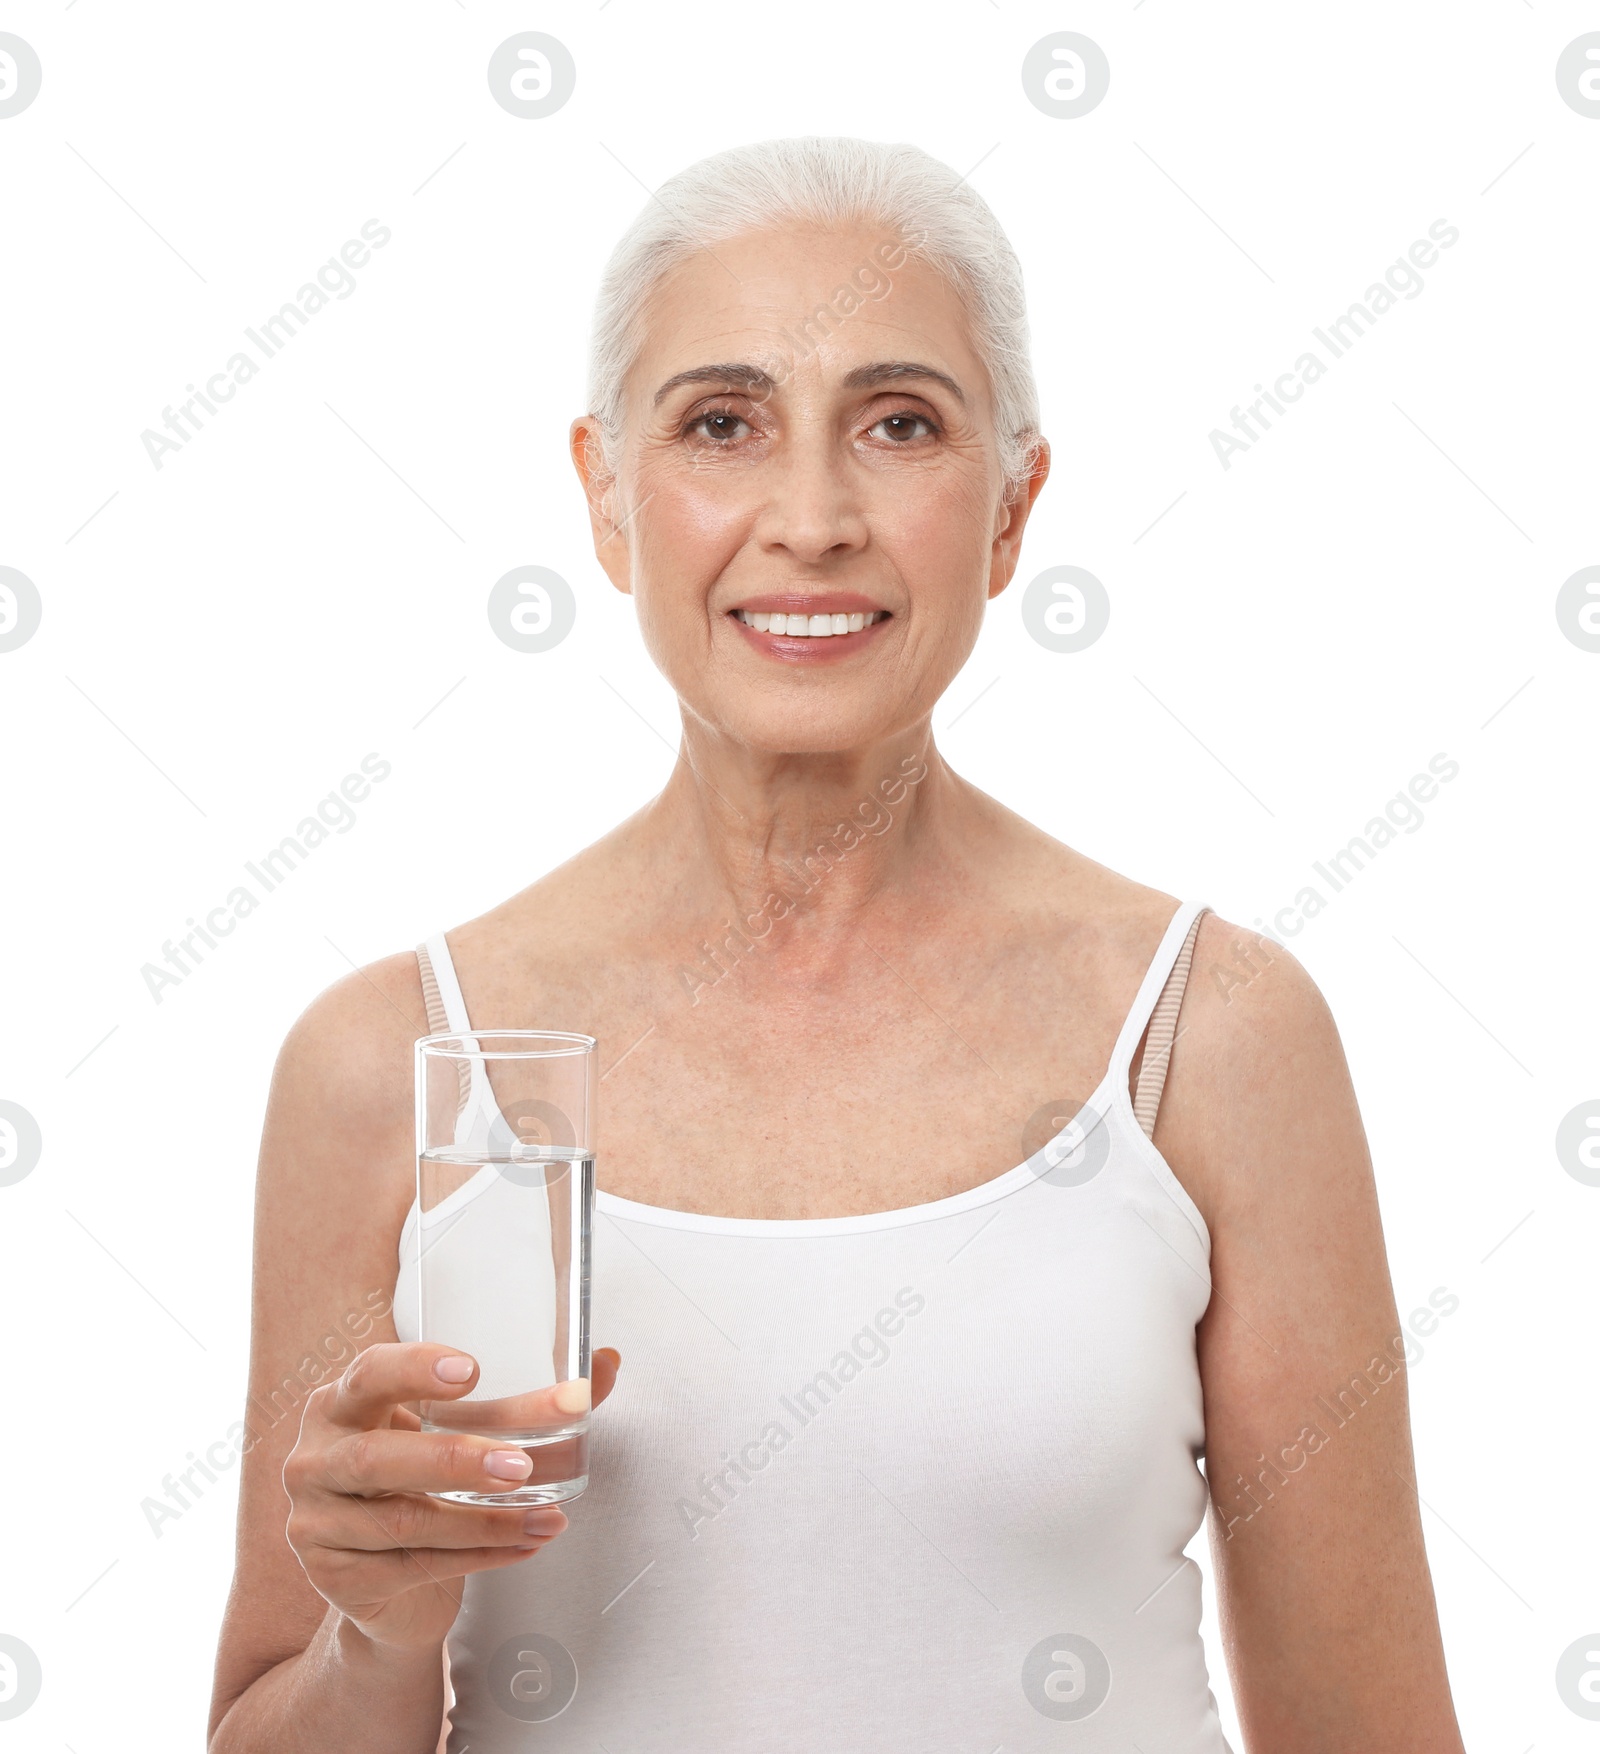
top-left (987, 436), bottom-right (1051, 601)
top-left (569, 416), bottom-right (634, 596)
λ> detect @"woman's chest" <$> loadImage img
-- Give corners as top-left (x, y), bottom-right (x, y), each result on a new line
top-left (581, 959), bottom-right (1129, 1220)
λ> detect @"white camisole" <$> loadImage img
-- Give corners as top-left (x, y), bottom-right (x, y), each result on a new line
top-left (393, 898), bottom-right (1233, 1751)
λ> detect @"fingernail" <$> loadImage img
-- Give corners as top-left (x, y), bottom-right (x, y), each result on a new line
top-left (524, 1508), bottom-right (567, 1536)
top-left (485, 1449), bottom-right (533, 1480)
top-left (552, 1377), bottom-right (590, 1416)
top-left (435, 1354), bottom-right (475, 1383)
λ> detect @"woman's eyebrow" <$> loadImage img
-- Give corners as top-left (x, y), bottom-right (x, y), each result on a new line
top-left (652, 363), bottom-right (775, 405)
top-left (841, 361), bottom-right (965, 403)
top-left (651, 359), bottom-right (966, 406)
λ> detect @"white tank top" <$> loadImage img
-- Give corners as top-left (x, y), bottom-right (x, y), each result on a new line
top-left (393, 898), bottom-right (1233, 1751)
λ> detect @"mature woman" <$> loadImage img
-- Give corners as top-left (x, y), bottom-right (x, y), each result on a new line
top-left (209, 138), bottom-right (1464, 1751)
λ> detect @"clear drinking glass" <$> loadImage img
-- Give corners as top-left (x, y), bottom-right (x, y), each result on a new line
top-left (414, 1029), bottom-right (595, 1506)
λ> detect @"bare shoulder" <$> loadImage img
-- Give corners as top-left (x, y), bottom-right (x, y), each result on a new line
top-left (1181, 913), bottom-right (1343, 1080)
top-left (268, 949), bottom-right (428, 1157)
top-left (1159, 910), bottom-right (1374, 1241)
top-left (251, 945), bottom-right (428, 1338)
top-left (247, 944), bottom-right (441, 1350)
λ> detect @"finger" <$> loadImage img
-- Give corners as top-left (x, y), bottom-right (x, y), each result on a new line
top-left (333, 1494), bottom-right (568, 1553)
top-left (321, 1425), bottom-right (568, 1498)
top-left (321, 1343), bottom-right (483, 1430)
top-left (592, 1347), bottom-right (622, 1408)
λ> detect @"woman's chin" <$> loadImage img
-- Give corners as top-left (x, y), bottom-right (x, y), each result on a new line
top-left (698, 701), bottom-right (910, 759)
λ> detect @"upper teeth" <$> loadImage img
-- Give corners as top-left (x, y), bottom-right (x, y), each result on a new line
top-left (735, 610), bottom-right (884, 636)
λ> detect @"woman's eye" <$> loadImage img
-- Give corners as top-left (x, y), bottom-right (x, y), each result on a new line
top-left (687, 410), bottom-right (750, 443)
top-left (870, 413), bottom-right (936, 443)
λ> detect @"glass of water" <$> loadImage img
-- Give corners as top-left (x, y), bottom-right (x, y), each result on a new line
top-left (414, 1029), bottom-right (595, 1506)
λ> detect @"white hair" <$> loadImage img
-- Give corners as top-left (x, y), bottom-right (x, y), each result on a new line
top-left (585, 136), bottom-right (1042, 493)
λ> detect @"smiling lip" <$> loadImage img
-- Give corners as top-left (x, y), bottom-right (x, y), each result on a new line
top-left (728, 592), bottom-right (887, 617)
top-left (725, 596), bottom-right (891, 659)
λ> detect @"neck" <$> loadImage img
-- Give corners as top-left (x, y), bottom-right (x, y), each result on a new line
top-left (641, 716), bottom-right (956, 934)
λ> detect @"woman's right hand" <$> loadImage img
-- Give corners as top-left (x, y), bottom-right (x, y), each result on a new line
top-left (283, 1340), bottom-right (621, 1655)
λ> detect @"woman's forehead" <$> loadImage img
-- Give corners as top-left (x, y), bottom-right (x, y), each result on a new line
top-left (626, 225), bottom-right (985, 396)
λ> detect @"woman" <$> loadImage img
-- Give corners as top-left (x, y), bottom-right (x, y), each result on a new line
top-left (208, 138), bottom-right (1464, 1751)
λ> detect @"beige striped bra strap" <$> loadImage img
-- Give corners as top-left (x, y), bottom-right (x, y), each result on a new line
top-left (1131, 905), bottom-right (1209, 1140)
top-left (416, 939), bottom-right (473, 1116)
top-left (416, 940), bottom-right (451, 1036)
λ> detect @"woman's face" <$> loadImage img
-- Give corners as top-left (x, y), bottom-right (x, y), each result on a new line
top-left (573, 221), bottom-right (1048, 756)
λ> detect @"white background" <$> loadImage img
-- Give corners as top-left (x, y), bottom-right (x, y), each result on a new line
top-left (1, 1), bottom-right (1596, 1746)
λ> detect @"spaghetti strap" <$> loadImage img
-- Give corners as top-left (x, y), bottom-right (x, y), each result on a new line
top-left (1107, 900), bottom-right (1212, 1091)
top-left (1131, 908), bottom-right (1208, 1139)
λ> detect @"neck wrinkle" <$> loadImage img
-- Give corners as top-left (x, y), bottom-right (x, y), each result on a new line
top-left (649, 721), bottom-right (946, 932)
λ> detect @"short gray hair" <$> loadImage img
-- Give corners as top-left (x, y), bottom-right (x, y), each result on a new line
top-left (586, 136), bottom-right (1042, 493)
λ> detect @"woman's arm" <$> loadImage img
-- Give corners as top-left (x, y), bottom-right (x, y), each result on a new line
top-left (206, 957), bottom-right (599, 1753)
top-left (1160, 917), bottom-right (1465, 1753)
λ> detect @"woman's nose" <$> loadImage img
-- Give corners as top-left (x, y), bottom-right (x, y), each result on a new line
top-left (750, 436), bottom-right (869, 565)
